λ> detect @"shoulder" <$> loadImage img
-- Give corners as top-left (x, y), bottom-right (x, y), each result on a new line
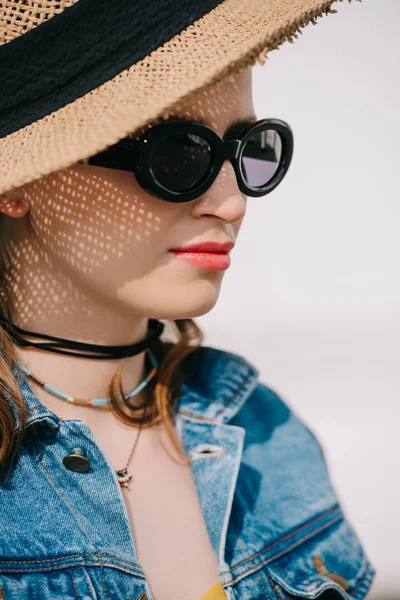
top-left (232, 377), bottom-right (325, 454)
top-left (231, 379), bottom-right (338, 509)
top-left (229, 377), bottom-right (376, 599)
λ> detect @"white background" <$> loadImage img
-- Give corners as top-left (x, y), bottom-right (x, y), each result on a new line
top-left (196, 1), bottom-right (399, 598)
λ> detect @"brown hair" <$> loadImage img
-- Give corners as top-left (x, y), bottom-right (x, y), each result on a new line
top-left (0, 300), bottom-right (204, 475)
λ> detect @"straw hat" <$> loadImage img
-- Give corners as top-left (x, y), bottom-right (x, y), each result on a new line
top-left (0, 0), bottom-right (361, 197)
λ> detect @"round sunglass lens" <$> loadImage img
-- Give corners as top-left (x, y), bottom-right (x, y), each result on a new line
top-left (150, 132), bottom-right (212, 192)
top-left (241, 127), bottom-right (283, 188)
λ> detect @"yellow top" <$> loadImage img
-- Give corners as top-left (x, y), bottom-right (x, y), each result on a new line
top-left (199, 581), bottom-right (227, 600)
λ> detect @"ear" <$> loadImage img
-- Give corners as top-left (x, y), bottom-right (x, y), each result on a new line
top-left (0, 189), bottom-right (30, 218)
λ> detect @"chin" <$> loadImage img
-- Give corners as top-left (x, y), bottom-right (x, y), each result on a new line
top-left (146, 294), bottom-right (220, 321)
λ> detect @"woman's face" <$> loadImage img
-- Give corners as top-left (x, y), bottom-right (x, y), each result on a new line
top-left (1, 68), bottom-right (256, 324)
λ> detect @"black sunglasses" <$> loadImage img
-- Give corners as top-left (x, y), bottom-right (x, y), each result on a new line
top-left (82, 117), bottom-right (294, 203)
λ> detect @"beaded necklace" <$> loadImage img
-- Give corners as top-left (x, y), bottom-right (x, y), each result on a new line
top-left (17, 347), bottom-right (159, 489)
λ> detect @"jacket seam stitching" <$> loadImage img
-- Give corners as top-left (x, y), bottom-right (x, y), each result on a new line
top-left (237, 536), bottom-right (273, 600)
top-left (0, 552), bottom-right (140, 568)
top-left (178, 368), bottom-right (257, 422)
top-left (0, 560), bottom-right (143, 576)
top-left (69, 568), bottom-right (81, 600)
top-left (33, 441), bottom-right (96, 545)
top-left (80, 566), bottom-right (97, 599)
top-left (224, 513), bottom-right (343, 586)
top-left (271, 579), bottom-right (287, 600)
top-left (348, 562), bottom-right (374, 597)
top-left (98, 556), bottom-right (109, 600)
top-left (34, 440), bottom-right (109, 600)
top-left (256, 569), bottom-right (274, 600)
top-left (223, 503), bottom-right (340, 573)
top-left (215, 370), bottom-right (258, 418)
top-left (261, 514), bottom-right (343, 575)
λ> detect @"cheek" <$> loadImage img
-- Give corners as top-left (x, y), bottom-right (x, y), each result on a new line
top-left (25, 167), bottom-right (177, 269)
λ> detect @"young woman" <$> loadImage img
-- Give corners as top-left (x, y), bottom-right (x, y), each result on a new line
top-left (0, 1), bottom-right (374, 599)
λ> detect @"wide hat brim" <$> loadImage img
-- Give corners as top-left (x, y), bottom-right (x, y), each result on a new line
top-left (0, 0), bottom-right (360, 196)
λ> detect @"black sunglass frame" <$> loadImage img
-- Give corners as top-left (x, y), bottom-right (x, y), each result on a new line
top-left (84, 118), bottom-right (294, 203)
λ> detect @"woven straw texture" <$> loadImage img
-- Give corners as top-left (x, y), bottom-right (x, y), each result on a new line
top-left (0, 0), bottom-right (78, 45)
top-left (0, 0), bottom-right (361, 196)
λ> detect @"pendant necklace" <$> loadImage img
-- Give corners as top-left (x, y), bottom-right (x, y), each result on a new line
top-left (17, 346), bottom-right (159, 489)
top-left (0, 317), bottom-right (164, 490)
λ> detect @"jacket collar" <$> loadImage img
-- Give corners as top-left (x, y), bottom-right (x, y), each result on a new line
top-left (12, 345), bottom-right (260, 432)
top-left (178, 346), bottom-right (259, 423)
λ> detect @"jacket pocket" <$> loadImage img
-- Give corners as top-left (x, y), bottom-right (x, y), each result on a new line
top-left (264, 516), bottom-right (375, 600)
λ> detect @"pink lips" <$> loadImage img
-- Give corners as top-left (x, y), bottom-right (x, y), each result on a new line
top-left (170, 251), bottom-right (231, 270)
top-left (169, 240), bottom-right (234, 271)
top-left (170, 241), bottom-right (235, 253)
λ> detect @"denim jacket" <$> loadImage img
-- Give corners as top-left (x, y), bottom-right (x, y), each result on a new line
top-left (0, 345), bottom-right (375, 600)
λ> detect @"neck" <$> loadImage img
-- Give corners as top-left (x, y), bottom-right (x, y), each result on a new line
top-left (1, 223), bottom-right (161, 416)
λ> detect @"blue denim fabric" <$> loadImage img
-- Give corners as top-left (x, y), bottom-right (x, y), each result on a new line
top-left (0, 345), bottom-right (375, 600)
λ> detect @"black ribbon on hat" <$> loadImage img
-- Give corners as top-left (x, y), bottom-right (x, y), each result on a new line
top-left (0, 0), bottom-right (224, 138)
top-left (0, 317), bottom-right (164, 360)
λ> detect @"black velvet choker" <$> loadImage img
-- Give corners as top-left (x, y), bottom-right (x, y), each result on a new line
top-left (0, 317), bottom-right (164, 360)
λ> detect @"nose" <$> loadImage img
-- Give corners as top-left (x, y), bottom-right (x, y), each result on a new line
top-left (191, 160), bottom-right (247, 224)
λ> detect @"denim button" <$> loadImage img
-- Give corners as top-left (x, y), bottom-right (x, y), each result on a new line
top-left (63, 447), bottom-right (90, 472)
top-left (137, 594), bottom-right (148, 600)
